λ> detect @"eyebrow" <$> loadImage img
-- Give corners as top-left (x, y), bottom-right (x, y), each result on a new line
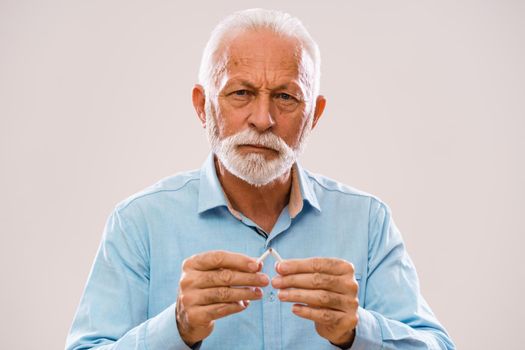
top-left (224, 79), bottom-right (303, 94)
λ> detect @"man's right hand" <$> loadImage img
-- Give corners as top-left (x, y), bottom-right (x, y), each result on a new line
top-left (175, 250), bottom-right (269, 346)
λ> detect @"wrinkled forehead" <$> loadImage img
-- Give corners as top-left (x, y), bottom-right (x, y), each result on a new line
top-left (212, 29), bottom-right (315, 94)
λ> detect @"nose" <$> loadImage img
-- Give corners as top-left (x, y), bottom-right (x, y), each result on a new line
top-left (247, 94), bottom-right (275, 132)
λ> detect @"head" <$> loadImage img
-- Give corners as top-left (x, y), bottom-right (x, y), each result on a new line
top-left (192, 8), bottom-right (326, 186)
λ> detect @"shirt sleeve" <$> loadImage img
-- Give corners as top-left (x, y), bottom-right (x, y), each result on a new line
top-left (65, 207), bottom-right (192, 350)
top-left (349, 200), bottom-right (456, 350)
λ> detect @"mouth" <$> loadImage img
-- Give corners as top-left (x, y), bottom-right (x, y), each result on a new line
top-left (238, 144), bottom-right (278, 153)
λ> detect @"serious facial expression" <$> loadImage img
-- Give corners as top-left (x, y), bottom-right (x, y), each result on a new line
top-left (210, 29), bottom-right (316, 158)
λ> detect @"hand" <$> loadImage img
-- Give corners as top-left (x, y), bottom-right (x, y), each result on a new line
top-left (272, 257), bottom-right (359, 347)
top-left (176, 250), bottom-right (269, 346)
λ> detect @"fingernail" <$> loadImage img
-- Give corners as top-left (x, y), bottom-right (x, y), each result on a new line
top-left (279, 263), bottom-right (288, 273)
top-left (254, 287), bottom-right (263, 296)
top-left (279, 290), bottom-right (288, 299)
top-left (292, 304), bottom-right (302, 313)
top-left (272, 276), bottom-right (282, 287)
top-left (260, 274), bottom-right (269, 284)
top-left (248, 262), bottom-right (258, 271)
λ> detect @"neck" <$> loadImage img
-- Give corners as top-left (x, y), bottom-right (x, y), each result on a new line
top-left (214, 155), bottom-right (292, 232)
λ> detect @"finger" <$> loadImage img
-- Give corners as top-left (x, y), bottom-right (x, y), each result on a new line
top-left (188, 302), bottom-right (248, 325)
top-left (184, 250), bottom-right (260, 272)
top-left (291, 304), bottom-right (350, 326)
top-left (278, 288), bottom-right (353, 312)
top-left (272, 273), bottom-right (357, 294)
top-left (195, 270), bottom-right (270, 288)
top-left (195, 286), bottom-right (263, 305)
top-left (276, 257), bottom-right (354, 276)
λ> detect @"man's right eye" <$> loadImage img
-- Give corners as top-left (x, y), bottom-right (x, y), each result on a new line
top-left (234, 90), bottom-right (249, 96)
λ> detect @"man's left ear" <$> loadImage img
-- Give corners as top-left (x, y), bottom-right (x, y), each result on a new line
top-left (311, 95), bottom-right (326, 130)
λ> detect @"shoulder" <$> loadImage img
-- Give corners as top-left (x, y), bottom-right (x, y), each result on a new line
top-left (302, 168), bottom-right (391, 215)
top-left (114, 168), bottom-right (201, 214)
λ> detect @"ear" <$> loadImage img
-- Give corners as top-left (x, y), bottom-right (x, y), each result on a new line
top-left (192, 84), bottom-right (206, 128)
top-left (311, 95), bottom-right (326, 130)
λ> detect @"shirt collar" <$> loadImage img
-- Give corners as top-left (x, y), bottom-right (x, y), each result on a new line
top-left (197, 152), bottom-right (321, 218)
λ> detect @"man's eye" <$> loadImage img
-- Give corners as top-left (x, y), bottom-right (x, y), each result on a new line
top-left (234, 90), bottom-right (250, 96)
top-left (276, 93), bottom-right (293, 100)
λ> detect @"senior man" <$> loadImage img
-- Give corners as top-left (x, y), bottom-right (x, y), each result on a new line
top-left (66, 8), bottom-right (455, 350)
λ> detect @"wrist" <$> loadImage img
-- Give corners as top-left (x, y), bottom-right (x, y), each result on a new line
top-left (330, 330), bottom-right (356, 349)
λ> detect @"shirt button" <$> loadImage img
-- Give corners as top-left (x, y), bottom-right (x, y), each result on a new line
top-left (269, 291), bottom-right (275, 302)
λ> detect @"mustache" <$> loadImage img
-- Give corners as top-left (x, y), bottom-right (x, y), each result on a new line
top-left (226, 128), bottom-right (290, 152)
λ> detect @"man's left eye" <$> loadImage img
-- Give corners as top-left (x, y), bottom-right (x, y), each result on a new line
top-left (276, 93), bottom-right (293, 100)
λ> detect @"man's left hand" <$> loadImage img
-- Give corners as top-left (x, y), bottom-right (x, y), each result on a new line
top-left (271, 257), bottom-right (359, 348)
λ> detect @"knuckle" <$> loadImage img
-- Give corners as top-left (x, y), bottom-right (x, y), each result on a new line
top-left (179, 272), bottom-right (191, 289)
top-left (186, 294), bottom-right (195, 306)
top-left (319, 291), bottom-right (332, 306)
top-left (321, 310), bottom-right (333, 323)
top-left (210, 251), bottom-right (225, 266)
top-left (185, 309), bottom-right (198, 325)
top-left (311, 258), bottom-right (323, 272)
top-left (217, 287), bottom-right (231, 301)
top-left (350, 278), bottom-right (359, 293)
top-left (347, 262), bottom-right (355, 273)
top-left (182, 256), bottom-right (193, 271)
top-left (179, 293), bottom-right (193, 306)
top-left (342, 277), bottom-right (353, 290)
top-left (344, 296), bottom-right (359, 311)
top-left (312, 273), bottom-right (323, 288)
top-left (353, 312), bottom-right (359, 326)
top-left (218, 268), bottom-right (233, 284)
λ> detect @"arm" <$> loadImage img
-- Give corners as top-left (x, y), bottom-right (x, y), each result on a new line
top-left (351, 200), bottom-right (455, 350)
top-left (65, 208), bottom-right (191, 350)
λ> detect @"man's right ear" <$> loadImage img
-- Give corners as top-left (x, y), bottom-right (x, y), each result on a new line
top-left (192, 84), bottom-right (206, 128)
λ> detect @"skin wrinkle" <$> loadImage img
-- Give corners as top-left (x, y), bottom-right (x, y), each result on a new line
top-left (210, 30), bottom-right (315, 105)
top-left (202, 29), bottom-right (318, 188)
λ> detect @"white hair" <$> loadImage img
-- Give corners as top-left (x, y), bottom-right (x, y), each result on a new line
top-left (198, 8), bottom-right (321, 98)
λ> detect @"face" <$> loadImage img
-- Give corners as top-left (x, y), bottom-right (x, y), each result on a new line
top-left (194, 30), bottom-right (326, 186)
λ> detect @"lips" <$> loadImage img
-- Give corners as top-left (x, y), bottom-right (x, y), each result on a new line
top-left (239, 144), bottom-right (278, 152)
top-left (241, 144), bottom-right (271, 149)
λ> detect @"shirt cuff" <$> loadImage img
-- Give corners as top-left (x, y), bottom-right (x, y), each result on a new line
top-left (349, 307), bottom-right (383, 350)
top-left (144, 302), bottom-right (195, 350)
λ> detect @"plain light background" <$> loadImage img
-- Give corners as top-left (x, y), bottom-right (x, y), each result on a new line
top-left (1, 0), bottom-right (523, 349)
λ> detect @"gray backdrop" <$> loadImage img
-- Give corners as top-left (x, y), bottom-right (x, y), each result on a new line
top-left (1, 1), bottom-right (523, 349)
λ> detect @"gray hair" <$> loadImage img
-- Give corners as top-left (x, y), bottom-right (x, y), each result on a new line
top-left (198, 8), bottom-right (321, 99)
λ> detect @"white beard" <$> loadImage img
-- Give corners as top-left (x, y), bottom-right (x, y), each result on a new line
top-left (205, 102), bottom-right (313, 187)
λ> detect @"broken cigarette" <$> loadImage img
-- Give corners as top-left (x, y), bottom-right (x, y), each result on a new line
top-left (257, 247), bottom-right (283, 264)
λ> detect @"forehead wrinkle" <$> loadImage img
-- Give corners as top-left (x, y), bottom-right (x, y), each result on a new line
top-left (214, 30), bottom-right (314, 98)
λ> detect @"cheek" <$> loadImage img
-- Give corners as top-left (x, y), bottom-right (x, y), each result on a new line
top-left (215, 100), bottom-right (248, 136)
top-left (276, 115), bottom-right (309, 147)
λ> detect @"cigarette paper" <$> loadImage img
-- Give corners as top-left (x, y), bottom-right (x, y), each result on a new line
top-left (256, 249), bottom-right (271, 264)
top-left (256, 248), bottom-right (284, 265)
top-left (269, 248), bottom-right (283, 262)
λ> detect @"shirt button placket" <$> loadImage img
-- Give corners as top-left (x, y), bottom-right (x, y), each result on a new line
top-left (261, 252), bottom-right (282, 350)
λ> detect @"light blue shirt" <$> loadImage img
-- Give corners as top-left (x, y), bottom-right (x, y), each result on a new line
top-left (66, 153), bottom-right (455, 350)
